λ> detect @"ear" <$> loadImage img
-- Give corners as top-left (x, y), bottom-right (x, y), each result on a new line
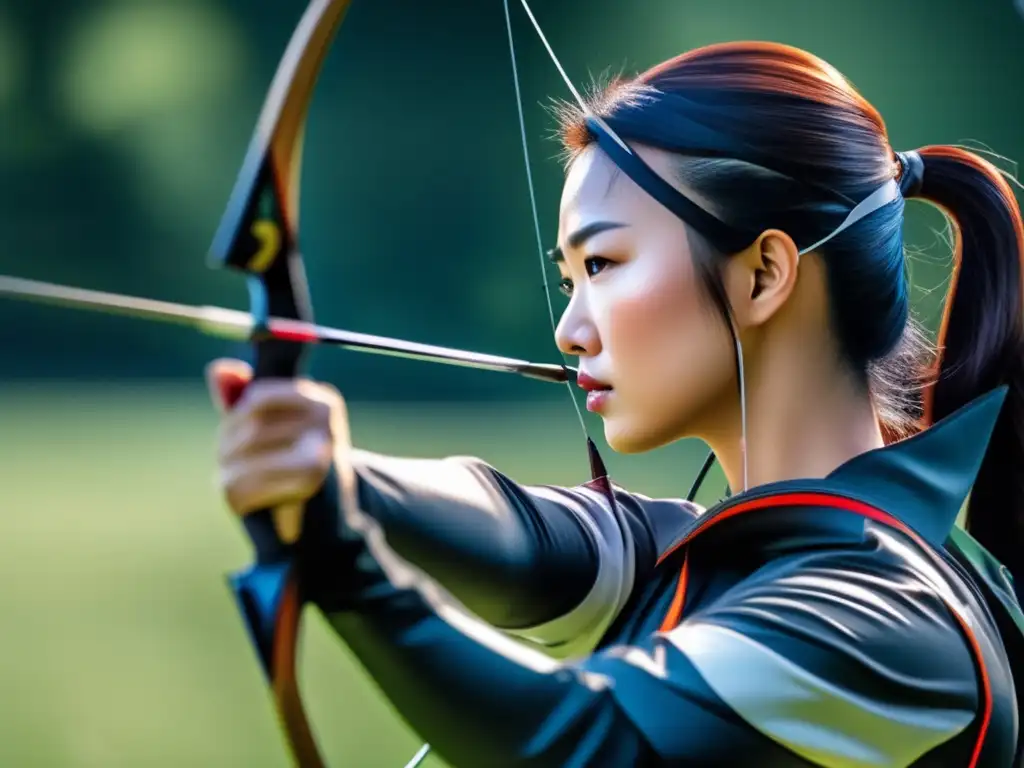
top-left (723, 228), bottom-right (800, 328)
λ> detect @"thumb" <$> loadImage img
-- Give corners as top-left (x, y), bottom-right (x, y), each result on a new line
top-left (206, 358), bottom-right (253, 412)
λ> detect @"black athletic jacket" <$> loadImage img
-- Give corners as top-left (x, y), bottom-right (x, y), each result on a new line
top-left (276, 386), bottom-right (1023, 766)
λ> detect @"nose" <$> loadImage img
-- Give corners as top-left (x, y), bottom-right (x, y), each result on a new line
top-left (555, 297), bottom-right (601, 358)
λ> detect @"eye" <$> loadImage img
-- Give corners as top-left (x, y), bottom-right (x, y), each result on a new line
top-left (556, 256), bottom-right (613, 298)
top-left (584, 256), bottom-right (612, 277)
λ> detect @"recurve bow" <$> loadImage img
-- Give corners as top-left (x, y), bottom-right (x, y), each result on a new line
top-left (0, 2), bottom-right (721, 765)
top-left (208, 2), bottom-right (354, 766)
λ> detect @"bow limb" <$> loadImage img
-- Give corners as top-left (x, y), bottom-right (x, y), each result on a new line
top-left (209, 1), bottom-right (355, 766)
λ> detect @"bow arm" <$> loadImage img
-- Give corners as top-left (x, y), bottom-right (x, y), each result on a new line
top-left (344, 450), bottom-right (702, 652)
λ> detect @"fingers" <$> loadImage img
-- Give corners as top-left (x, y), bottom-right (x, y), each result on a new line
top-left (212, 360), bottom-right (346, 523)
top-left (219, 408), bottom-right (318, 465)
top-left (225, 395), bottom-right (333, 466)
top-left (207, 359), bottom-right (337, 419)
top-left (220, 429), bottom-right (334, 516)
top-left (224, 379), bottom-right (335, 426)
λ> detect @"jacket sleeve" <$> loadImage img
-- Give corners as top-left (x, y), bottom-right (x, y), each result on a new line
top-left (344, 450), bottom-right (699, 656)
top-left (297, 469), bottom-right (981, 767)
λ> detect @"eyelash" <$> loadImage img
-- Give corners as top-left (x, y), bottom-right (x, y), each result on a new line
top-left (558, 257), bottom-right (612, 297)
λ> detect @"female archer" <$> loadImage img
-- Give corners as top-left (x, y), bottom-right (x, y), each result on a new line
top-left (210, 42), bottom-right (1024, 766)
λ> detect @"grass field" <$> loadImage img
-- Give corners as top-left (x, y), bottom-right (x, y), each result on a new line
top-left (0, 383), bottom-right (716, 767)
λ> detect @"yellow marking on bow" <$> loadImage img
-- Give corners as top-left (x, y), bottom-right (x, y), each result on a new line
top-left (249, 220), bottom-right (281, 273)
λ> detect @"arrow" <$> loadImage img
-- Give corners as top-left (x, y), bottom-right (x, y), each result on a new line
top-left (0, 275), bottom-right (574, 384)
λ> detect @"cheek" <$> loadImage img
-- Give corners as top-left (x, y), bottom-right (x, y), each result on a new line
top-left (605, 257), bottom-right (706, 379)
top-left (603, 257), bottom-right (733, 446)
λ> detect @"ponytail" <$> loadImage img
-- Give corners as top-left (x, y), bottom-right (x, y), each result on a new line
top-left (911, 146), bottom-right (1024, 583)
top-left (553, 42), bottom-right (1024, 579)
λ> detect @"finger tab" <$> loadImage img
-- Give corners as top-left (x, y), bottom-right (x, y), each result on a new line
top-left (219, 372), bottom-right (251, 410)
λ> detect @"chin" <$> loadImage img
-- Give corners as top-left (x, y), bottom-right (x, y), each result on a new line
top-left (603, 419), bottom-right (673, 455)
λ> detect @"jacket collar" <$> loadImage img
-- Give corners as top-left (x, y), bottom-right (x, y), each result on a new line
top-left (823, 386), bottom-right (1006, 546)
top-left (714, 386), bottom-right (1008, 549)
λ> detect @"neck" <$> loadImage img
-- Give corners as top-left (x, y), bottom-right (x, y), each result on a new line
top-left (698, 345), bottom-right (885, 496)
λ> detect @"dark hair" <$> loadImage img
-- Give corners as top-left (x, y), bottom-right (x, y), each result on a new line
top-left (556, 42), bottom-right (1024, 580)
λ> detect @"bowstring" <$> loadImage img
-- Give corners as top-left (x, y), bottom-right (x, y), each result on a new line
top-left (399, 12), bottom-right (594, 767)
top-left (505, 0), bottom-right (722, 501)
top-left (502, 0), bottom-right (589, 439)
top-left (400, 10), bottom-right (595, 767)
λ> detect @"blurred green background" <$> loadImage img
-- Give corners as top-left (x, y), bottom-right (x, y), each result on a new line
top-left (1, 0), bottom-right (1022, 765)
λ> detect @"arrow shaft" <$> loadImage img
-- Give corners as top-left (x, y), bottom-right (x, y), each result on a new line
top-left (0, 275), bottom-right (573, 383)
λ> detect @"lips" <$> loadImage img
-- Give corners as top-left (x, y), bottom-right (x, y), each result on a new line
top-left (577, 373), bottom-right (613, 413)
top-left (576, 372), bottom-right (612, 393)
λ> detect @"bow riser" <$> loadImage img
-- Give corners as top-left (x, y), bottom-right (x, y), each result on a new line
top-left (210, 2), bottom-right (355, 767)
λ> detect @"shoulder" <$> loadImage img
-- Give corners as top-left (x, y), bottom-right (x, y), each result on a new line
top-left (498, 479), bottom-right (703, 658)
top-left (606, 484), bottom-right (703, 553)
top-left (695, 542), bottom-right (978, 674)
top-left (672, 543), bottom-right (984, 765)
top-left (545, 480), bottom-right (702, 566)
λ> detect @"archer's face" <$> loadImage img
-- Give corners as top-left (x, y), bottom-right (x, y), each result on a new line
top-left (554, 144), bottom-right (736, 454)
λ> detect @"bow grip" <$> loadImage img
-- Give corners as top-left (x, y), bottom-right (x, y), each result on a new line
top-left (216, 354), bottom-right (299, 565)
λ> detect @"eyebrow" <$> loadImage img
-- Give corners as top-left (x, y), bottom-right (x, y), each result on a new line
top-left (546, 221), bottom-right (628, 263)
